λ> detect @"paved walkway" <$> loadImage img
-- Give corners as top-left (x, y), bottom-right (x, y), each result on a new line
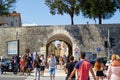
top-left (25, 65), bottom-right (108, 80)
top-left (25, 66), bottom-right (66, 80)
top-left (0, 66), bottom-right (107, 80)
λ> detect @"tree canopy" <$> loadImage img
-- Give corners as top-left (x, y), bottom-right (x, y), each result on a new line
top-left (79, 0), bottom-right (117, 24)
top-left (45, 0), bottom-right (80, 25)
top-left (0, 0), bottom-right (17, 15)
top-left (45, 0), bottom-right (119, 24)
top-left (115, 0), bottom-right (120, 10)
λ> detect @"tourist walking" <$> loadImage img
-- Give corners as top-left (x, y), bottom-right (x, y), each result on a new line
top-left (40, 55), bottom-right (46, 77)
top-left (59, 56), bottom-right (63, 69)
top-left (68, 52), bottom-right (96, 80)
top-left (34, 54), bottom-right (42, 80)
top-left (47, 55), bottom-right (50, 68)
top-left (24, 53), bottom-right (32, 75)
top-left (48, 54), bottom-right (56, 80)
top-left (107, 54), bottom-right (120, 80)
top-left (94, 58), bottom-right (105, 80)
top-left (19, 55), bottom-right (25, 75)
top-left (24, 49), bottom-right (33, 75)
top-left (65, 56), bottom-right (76, 80)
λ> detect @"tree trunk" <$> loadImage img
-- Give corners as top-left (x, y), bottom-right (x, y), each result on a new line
top-left (70, 15), bottom-right (74, 25)
top-left (98, 15), bottom-right (102, 24)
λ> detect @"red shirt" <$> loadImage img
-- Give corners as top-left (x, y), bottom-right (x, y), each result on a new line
top-left (75, 60), bottom-right (91, 80)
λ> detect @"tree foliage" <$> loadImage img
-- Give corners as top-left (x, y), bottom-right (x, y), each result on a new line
top-left (79, 0), bottom-right (117, 24)
top-left (0, 0), bottom-right (17, 15)
top-left (45, 0), bottom-right (80, 25)
top-left (114, 0), bottom-right (120, 10)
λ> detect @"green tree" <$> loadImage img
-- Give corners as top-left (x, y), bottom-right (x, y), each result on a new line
top-left (45, 0), bottom-right (80, 25)
top-left (115, 0), bottom-right (120, 10)
top-left (0, 0), bottom-right (17, 15)
top-left (79, 0), bottom-right (117, 24)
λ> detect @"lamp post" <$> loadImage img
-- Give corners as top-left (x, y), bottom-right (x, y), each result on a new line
top-left (107, 29), bottom-right (110, 59)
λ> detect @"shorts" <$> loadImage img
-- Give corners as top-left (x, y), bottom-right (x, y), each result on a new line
top-left (96, 71), bottom-right (104, 76)
top-left (41, 66), bottom-right (45, 71)
top-left (49, 67), bottom-right (55, 75)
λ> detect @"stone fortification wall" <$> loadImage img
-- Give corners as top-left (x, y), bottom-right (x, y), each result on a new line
top-left (0, 24), bottom-right (120, 57)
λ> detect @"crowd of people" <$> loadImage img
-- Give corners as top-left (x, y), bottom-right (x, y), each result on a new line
top-left (65, 52), bottom-right (120, 80)
top-left (0, 50), bottom-right (120, 80)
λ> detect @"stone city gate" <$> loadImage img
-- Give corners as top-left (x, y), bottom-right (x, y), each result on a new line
top-left (0, 24), bottom-right (120, 58)
top-left (46, 33), bottom-right (73, 58)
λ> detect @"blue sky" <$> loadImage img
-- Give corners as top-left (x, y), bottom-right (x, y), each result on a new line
top-left (15, 0), bottom-right (120, 25)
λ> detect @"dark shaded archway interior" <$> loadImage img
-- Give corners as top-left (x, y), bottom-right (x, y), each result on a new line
top-left (46, 34), bottom-right (72, 61)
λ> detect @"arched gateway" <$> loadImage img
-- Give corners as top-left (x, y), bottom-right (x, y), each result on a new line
top-left (46, 34), bottom-right (73, 58)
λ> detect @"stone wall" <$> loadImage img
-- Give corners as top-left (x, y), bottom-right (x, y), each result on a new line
top-left (0, 24), bottom-right (120, 57)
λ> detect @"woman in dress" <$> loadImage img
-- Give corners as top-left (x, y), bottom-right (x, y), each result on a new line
top-left (107, 54), bottom-right (120, 80)
top-left (19, 55), bottom-right (25, 75)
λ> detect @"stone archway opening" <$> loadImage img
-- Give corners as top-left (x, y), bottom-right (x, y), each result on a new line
top-left (46, 34), bottom-right (72, 62)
